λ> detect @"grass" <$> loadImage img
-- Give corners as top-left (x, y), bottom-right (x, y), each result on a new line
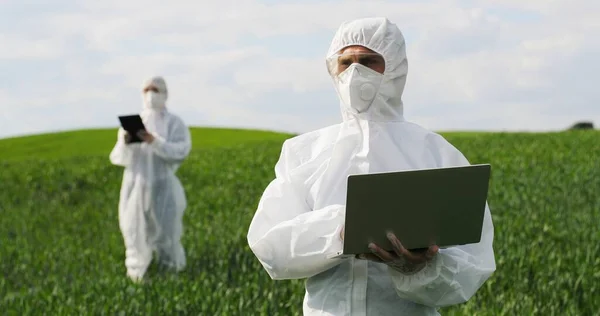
top-left (0, 127), bottom-right (291, 161)
top-left (1, 128), bottom-right (599, 315)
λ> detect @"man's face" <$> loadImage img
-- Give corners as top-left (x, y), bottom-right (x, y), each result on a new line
top-left (335, 45), bottom-right (385, 75)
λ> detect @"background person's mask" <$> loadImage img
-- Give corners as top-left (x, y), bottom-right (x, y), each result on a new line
top-left (144, 91), bottom-right (167, 110)
top-left (334, 63), bottom-right (383, 113)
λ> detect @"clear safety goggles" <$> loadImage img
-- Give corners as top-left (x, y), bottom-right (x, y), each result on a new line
top-left (326, 52), bottom-right (386, 76)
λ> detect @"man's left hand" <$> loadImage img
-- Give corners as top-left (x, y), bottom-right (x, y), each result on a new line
top-left (137, 130), bottom-right (155, 144)
top-left (357, 233), bottom-right (439, 274)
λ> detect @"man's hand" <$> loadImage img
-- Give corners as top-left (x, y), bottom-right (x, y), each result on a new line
top-left (357, 232), bottom-right (439, 274)
top-left (340, 226), bottom-right (345, 241)
top-left (124, 132), bottom-right (133, 144)
top-left (137, 130), bottom-right (155, 144)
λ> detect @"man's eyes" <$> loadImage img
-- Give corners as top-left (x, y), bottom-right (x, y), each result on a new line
top-left (338, 57), bottom-right (382, 66)
top-left (359, 57), bottom-right (384, 65)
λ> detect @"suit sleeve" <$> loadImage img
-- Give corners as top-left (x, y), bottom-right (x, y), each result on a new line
top-left (247, 140), bottom-right (347, 280)
top-left (109, 128), bottom-right (135, 167)
top-left (149, 119), bottom-right (192, 163)
top-left (389, 134), bottom-right (496, 307)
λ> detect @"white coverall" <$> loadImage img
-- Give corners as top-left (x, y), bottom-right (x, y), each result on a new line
top-left (110, 77), bottom-right (192, 281)
top-left (247, 17), bottom-right (496, 315)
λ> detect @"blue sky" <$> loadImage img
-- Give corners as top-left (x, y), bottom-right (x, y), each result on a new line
top-left (1, 0), bottom-right (598, 138)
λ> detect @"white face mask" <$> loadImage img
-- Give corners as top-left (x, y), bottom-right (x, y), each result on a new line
top-left (334, 63), bottom-right (383, 113)
top-left (144, 91), bottom-right (167, 110)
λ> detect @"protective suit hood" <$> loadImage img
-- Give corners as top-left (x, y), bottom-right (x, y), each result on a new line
top-left (327, 17), bottom-right (407, 122)
top-left (141, 76), bottom-right (169, 137)
top-left (141, 76), bottom-right (169, 113)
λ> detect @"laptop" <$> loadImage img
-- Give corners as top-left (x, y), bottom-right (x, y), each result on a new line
top-left (328, 164), bottom-right (491, 259)
top-left (118, 115), bottom-right (147, 143)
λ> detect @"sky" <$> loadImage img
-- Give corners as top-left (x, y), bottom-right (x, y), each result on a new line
top-left (1, 0), bottom-right (599, 138)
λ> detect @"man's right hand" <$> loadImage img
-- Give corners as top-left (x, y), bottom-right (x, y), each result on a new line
top-left (357, 233), bottom-right (439, 274)
top-left (124, 132), bottom-right (132, 144)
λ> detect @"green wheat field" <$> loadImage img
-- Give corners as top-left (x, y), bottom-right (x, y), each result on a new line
top-left (1, 128), bottom-right (599, 315)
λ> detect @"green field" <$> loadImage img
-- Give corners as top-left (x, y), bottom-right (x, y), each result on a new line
top-left (1, 128), bottom-right (599, 315)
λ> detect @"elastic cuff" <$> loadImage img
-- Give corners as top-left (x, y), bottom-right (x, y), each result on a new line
top-left (389, 253), bottom-right (442, 287)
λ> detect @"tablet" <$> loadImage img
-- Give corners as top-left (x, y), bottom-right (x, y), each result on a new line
top-left (118, 115), bottom-right (146, 143)
top-left (331, 164), bottom-right (491, 257)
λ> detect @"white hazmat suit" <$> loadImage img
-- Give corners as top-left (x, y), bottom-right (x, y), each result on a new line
top-left (247, 17), bottom-right (496, 315)
top-left (110, 76), bottom-right (192, 281)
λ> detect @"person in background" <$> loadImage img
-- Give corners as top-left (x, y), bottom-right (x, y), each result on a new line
top-left (247, 17), bottom-right (496, 315)
top-left (109, 76), bottom-right (192, 282)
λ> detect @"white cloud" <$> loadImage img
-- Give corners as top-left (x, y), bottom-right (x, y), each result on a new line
top-left (0, 34), bottom-right (65, 60)
top-left (232, 56), bottom-right (331, 95)
top-left (0, 0), bottom-right (599, 138)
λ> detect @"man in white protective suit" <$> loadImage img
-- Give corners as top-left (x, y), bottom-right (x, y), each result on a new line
top-left (247, 17), bottom-right (496, 315)
top-left (109, 76), bottom-right (192, 282)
